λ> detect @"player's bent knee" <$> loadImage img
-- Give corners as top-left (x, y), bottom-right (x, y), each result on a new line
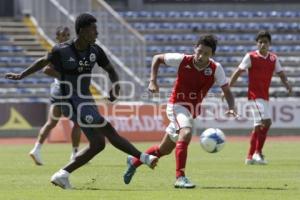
top-left (90, 142), bottom-right (105, 153)
top-left (179, 127), bottom-right (192, 140)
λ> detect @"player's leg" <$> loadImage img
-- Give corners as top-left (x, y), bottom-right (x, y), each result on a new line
top-left (256, 118), bottom-right (271, 154)
top-left (69, 122), bottom-right (81, 161)
top-left (76, 102), bottom-right (157, 167)
top-left (123, 133), bottom-right (176, 184)
top-left (166, 103), bottom-right (195, 188)
top-left (252, 118), bottom-right (271, 165)
top-left (132, 133), bottom-right (176, 167)
top-left (174, 127), bottom-right (195, 188)
top-left (101, 122), bottom-right (158, 168)
top-left (252, 99), bottom-right (271, 164)
top-left (65, 127), bottom-right (106, 172)
top-left (51, 103), bottom-right (158, 189)
top-left (51, 126), bottom-right (106, 189)
top-left (123, 103), bottom-right (185, 184)
top-left (245, 126), bottom-right (259, 165)
top-left (246, 99), bottom-right (263, 165)
top-left (29, 104), bottom-right (61, 165)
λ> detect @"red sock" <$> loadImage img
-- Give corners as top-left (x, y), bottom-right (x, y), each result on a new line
top-left (256, 127), bottom-right (269, 154)
top-left (132, 145), bottom-right (161, 168)
top-left (175, 141), bottom-right (188, 178)
top-left (247, 130), bottom-right (257, 159)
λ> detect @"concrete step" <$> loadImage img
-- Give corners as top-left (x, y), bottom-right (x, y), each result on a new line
top-left (0, 28), bottom-right (31, 34)
top-left (24, 51), bottom-right (47, 56)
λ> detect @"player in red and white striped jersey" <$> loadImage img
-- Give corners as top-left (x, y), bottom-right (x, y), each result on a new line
top-left (123, 34), bottom-right (238, 188)
top-left (229, 30), bottom-right (292, 165)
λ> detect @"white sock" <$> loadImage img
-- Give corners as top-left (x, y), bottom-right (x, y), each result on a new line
top-left (33, 142), bottom-right (42, 151)
top-left (139, 153), bottom-right (147, 164)
top-left (72, 147), bottom-right (78, 154)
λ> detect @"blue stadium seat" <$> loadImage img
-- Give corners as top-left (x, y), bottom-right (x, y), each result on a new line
top-left (195, 11), bottom-right (208, 18)
top-left (0, 34), bottom-right (9, 41)
top-left (153, 11), bottom-right (166, 18)
top-left (167, 11), bottom-right (181, 18)
top-left (0, 57), bottom-right (10, 63)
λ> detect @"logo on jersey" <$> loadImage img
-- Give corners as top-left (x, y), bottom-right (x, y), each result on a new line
top-left (184, 65), bottom-right (192, 69)
top-left (204, 68), bottom-right (212, 76)
top-left (78, 60), bottom-right (91, 72)
top-left (78, 66), bottom-right (84, 72)
top-left (68, 57), bottom-right (76, 62)
top-left (89, 53), bottom-right (96, 62)
top-left (85, 115), bottom-right (94, 124)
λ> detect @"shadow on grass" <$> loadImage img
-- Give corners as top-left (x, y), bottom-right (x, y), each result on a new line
top-left (73, 187), bottom-right (158, 191)
top-left (73, 186), bottom-right (290, 191)
top-left (202, 186), bottom-right (289, 190)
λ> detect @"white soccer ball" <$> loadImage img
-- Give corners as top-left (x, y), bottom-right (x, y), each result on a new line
top-left (200, 128), bottom-right (226, 153)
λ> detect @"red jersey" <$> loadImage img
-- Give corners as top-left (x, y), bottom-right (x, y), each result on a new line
top-left (164, 53), bottom-right (227, 117)
top-left (238, 50), bottom-right (282, 100)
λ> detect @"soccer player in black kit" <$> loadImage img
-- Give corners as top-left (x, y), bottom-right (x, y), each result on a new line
top-left (5, 13), bottom-right (158, 189)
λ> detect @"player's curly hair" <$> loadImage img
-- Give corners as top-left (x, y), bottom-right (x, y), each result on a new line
top-left (75, 13), bottom-right (97, 35)
top-left (196, 34), bottom-right (218, 55)
top-left (256, 30), bottom-right (272, 43)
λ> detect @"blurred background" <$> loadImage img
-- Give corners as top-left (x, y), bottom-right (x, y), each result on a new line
top-left (0, 0), bottom-right (299, 141)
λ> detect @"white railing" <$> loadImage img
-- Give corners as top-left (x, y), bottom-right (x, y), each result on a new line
top-left (24, 0), bottom-right (147, 100)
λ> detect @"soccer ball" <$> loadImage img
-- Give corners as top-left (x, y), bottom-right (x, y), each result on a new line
top-left (200, 128), bottom-right (226, 153)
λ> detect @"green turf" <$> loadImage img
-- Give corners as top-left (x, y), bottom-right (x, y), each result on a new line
top-left (0, 140), bottom-right (299, 200)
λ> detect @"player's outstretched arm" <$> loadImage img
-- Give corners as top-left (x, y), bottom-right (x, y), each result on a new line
top-left (222, 85), bottom-right (238, 118)
top-left (148, 54), bottom-right (165, 93)
top-left (5, 56), bottom-right (50, 80)
top-left (277, 71), bottom-right (292, 95)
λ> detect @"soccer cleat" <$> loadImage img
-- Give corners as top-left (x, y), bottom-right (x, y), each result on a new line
top-left (143, 154), bottom-right (158, 169)
top-left (174, 176), bottom-right (196, 189)
top-left (29, 149), bottom-right (43, 165)
top-left (245, 158), bottom-right (255, 165)
top-left (51, 170), bottom-right (72, 189)
top-left (123, 156), bottom-right (136, 184)
top-left (252, 153), bottom-right (268, 165)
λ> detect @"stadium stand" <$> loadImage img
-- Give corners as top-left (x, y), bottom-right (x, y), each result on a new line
top-left (119, 10), bottom-right (300, 98)
top-left (0, 18), bottom-right (51, 100)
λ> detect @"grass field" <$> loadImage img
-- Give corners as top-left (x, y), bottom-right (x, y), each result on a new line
top-left (0, 139), bottom-right (299, 200)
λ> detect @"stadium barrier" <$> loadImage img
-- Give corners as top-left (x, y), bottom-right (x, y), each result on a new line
top-left (46, 98), bottom-right (300, 142)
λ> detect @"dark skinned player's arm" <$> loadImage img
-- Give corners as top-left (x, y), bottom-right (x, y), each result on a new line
top-left (102, 62), bottom-right (120, 101)
top-left (5, 56), bottom-right (50, 80)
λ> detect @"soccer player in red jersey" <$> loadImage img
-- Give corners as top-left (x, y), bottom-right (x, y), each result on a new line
top-left (123, 34), bottom-right (238, 188)
top-left (229, 30), bottom-right (292, 165)
top-left (29, 26), bottom-right (82, 165)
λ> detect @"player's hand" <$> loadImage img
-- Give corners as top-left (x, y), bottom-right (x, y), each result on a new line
top-left (225, 109), bottom-right (239, 118)
top-left (108, 84), bottom-right (120, 102)
top-left (5, 73), bottom-right (24, 80)
top-left (148, 80), bottom-right (159, 93)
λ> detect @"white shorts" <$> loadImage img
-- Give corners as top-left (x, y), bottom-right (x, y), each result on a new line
top-left (165, 103), bottom-right (193, 143)
top-left (249, 98), bottom-right (271, 126)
